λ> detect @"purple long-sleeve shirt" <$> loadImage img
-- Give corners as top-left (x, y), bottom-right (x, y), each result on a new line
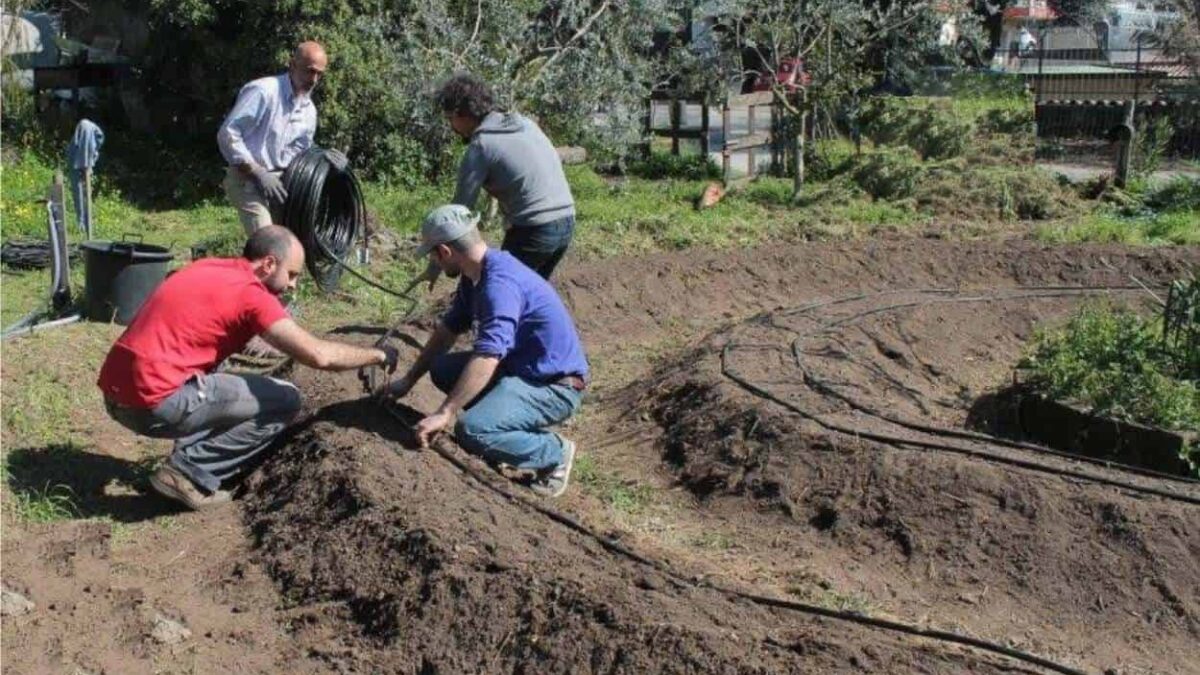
top-left (443, 249), bottom-right (588, 382)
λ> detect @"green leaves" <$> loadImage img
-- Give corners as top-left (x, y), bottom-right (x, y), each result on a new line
top-left (1022, 302), bottom-right (1200, 436)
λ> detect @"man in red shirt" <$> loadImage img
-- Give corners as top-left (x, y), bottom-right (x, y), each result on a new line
top-left (98, 226), bottom-right (397, 510)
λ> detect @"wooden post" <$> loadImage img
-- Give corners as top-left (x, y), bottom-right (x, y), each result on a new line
top-left (1036, 36), bottom-right (1045, 104)
top-left (642, 99), bottom-right (654, 160)
top-left (1114, 100), bottom-right (1136, 189)
top-left (771, 98), bottom-right (780, 174)
top-left (1133, 35), bottom-right (1143, 105)
top-left (747, 104), bottom-right (757, 178)
top-left (670, 100), bottom-right (681, 156)
top-left (721, 100), bottom-right (731, 186)
top-left (83, 167), bottom-right (93, 240)
top-left (700, 101), bottom-right (710, 156)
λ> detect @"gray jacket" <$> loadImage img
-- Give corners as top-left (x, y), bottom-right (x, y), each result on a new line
top-left (453, 112), bottom-right (575, 228)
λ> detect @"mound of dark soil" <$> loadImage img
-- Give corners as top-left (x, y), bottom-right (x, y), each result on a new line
top-left (239, 362), bottom-right (1022, 674)
top-left (643, 289), bottom-right (1200, 674)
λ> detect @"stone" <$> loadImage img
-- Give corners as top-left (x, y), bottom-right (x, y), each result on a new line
top-left (150, 614), bottom-right (192, 645)
top-left (0, 587), bottom-right (35, 616)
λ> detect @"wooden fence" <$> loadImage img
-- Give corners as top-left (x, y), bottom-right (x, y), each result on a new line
top-left (646, 91), bottom-right (780, 186)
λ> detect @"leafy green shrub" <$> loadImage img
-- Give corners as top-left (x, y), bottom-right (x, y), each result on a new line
top-left (627, 152), bottom-right (721, 181)
top-left (805, 139), bottom-right (859, 182)
top-left (853, 147), bottom-right (923, 200)
top-left (138, 0), bottom-right (668, 183)
top-left (1021, 302), bottom-right (1199, 468)
top-left (860, 98), bottom-right (918, 147)
top-left (1133, 117), bottom-right (1174, 179)
top-left (909, 106), bottom-right (975, 160)
top-left (860, 98), bottom-right (973, 160)
top-left (979, 107), bottom-right (1036, 135)
top-left (1142, 176), bottom-right (1200, 213)
top-left (946, 72), bottom-right (1028, 100)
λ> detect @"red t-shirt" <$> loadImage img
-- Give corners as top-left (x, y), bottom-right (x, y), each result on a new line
top-left (97, 257), bottom-right (289, 409)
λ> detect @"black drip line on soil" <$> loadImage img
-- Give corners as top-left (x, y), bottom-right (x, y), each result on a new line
top-left (719, 286), bottom-right (1200, 506)
top-left (375, 402), bottom-right (1088, 675)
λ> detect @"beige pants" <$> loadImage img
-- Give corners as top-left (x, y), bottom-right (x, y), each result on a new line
top-left (222, 166), bottom-right (279, 236)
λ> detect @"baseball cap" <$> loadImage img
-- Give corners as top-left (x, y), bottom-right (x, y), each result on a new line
top-left (416, 204), bottom-right (480, 256)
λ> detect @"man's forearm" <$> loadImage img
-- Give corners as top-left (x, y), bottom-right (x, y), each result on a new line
top-left (404, 324), bottom-right (458, 383)
top-left (438, 355), bottom-right (499, 415)
top-left (307, 339), bottom-right (384, 371)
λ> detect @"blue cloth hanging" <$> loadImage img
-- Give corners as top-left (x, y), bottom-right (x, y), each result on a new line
top-left (66, 119), bottom-right (104, 237)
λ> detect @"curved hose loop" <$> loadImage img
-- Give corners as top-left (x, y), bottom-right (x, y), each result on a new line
top-left (376, 400), bottom-right (1089, 675)
top-left (279, 148), bottom-right (366, 292)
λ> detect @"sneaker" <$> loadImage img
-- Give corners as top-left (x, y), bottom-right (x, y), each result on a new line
top-left (149, 464), bottom-right (232, 511)
top-left (531, 435), bottom-right (576, 498)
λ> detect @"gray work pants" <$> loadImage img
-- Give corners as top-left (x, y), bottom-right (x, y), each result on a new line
top-left (105, 373), bottom-right (302, 493)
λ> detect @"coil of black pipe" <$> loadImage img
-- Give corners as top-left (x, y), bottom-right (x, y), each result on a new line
top-left (278, 147), bottom-right (365, 291)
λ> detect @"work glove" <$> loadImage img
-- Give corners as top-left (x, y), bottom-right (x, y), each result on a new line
top-left (250, 165), bottom-right (288, 205)
top-left (326, 149), bottom-right (349, 172)
top-left (379, 344), bottom-right (400, 374)
top-left (357, 345), bottom-right (400, 397)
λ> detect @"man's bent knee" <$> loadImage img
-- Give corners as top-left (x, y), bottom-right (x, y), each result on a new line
top-left (453, 413), bottom-right (491, 454)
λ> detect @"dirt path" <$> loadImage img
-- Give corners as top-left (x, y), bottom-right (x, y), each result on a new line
top-left (3, 238), bottom-right (1198, 673)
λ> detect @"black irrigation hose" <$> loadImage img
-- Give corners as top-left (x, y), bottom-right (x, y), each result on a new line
top-left (0, 240), bottom-right (79, 269)
top-left (719, 285), bottom-right (1200, 505)
top-left (723, 350), bottom-right (1200, 506)
top-left (798, 358), bottom-right (1200, 486)
top-left (376, 401), bottom-right (1088, 675)
top-left (280, 148), bottom-right (367, 292)
top-left (781, 289), bottom-right (1200, 486)
top-left (279, 147), bottom-right (421, 310)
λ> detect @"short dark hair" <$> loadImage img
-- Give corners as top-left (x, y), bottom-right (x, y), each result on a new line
top-left (435, 72), bottom-right (495, 120)
top-left (243, 225), bottom-right (296, 262)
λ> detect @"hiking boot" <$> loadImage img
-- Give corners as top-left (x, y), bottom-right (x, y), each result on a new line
top-left (149, 464), bottom-right (232, 511)
top-left (531, 435), bottom-right (576, 498)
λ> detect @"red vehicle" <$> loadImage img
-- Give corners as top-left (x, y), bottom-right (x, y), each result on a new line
top-left (751, 57), bottom-right (812, 93)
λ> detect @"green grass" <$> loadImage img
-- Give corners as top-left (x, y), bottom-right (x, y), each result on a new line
top-left (573, 453), bottom-right (653, 515)
top-left (1035, 209), bottom-right (1200, 246)
top-left (5, 482), bottom-right (79, 523)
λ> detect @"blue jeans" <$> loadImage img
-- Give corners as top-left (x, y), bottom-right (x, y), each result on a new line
top-left (430, 352), bottom-right (582, 470)
top-left (502, 215), bottom-right (575, 279)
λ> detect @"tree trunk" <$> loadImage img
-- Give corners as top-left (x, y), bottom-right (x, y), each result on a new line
top-left (792, 111), bottom-right (807, 200)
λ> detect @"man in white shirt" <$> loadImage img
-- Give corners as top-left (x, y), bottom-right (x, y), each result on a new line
top-left (217, 42), bottom-right (332, 236)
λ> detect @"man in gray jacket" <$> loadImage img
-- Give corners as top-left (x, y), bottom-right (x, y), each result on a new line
top-left (435, 73), bottom-right (576, 279)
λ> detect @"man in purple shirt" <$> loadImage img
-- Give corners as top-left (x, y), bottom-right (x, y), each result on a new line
top-left (386, 205), bottom-right (588, 497)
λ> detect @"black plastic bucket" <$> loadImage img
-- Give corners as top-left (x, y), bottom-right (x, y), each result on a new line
top-left (82, 237), bottom-right (174, 325)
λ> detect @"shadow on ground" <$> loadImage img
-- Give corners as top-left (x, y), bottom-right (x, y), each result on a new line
top-left (4, 443), bottom-right (178, 522)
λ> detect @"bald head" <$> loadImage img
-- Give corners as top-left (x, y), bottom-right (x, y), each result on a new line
top-left (244, 225), bottom-right (300, 262)
top-left (289, 41), bottom-right (328, 95)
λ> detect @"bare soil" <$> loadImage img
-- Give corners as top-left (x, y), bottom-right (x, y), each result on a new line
top-left (3, 238), bottom-right (1199, 674)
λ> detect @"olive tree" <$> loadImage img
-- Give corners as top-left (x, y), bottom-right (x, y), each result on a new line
top-left (701, 0), bottom-right (962, 198)
top-left (141, 0), bottom-right (677, 180)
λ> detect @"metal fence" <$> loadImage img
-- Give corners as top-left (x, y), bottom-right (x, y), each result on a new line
top-left (994, 44), bottom-right (1200, 162)
top-left (647, 92), bottom-right (780, 185)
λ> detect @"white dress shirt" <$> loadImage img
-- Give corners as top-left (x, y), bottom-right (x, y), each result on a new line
top-left (217, 73), bottom-right (316, 172)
